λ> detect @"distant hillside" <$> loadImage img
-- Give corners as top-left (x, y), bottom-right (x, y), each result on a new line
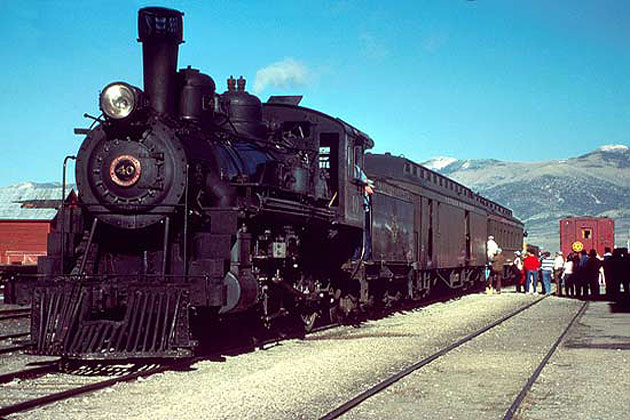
top-left (423, 145), bottom-right (630, 251)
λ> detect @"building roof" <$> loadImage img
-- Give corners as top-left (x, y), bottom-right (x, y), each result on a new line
top-left (0, 182), bottom-right (73, 221)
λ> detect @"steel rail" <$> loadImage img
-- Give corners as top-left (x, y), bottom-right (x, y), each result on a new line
top-left (503, 300), bottom-right (588, 420)
top-left (319, 295), bottom-right (550, 420)
top-left (0, 308), bottom-right (31, 320)
top-left (0, 363), bottom-right (59, 385)
top-left (0, 344), bottom-right (28, 355)
top-left (0, 308), bottom-right (30, 316)
top-left (0, 362), bottom-right (180, 417)
top-left (0, 332), bottom-right (28, 341)
top-left (0, 314), bottom-right (29, 322)
top-left (0, 320), bottom-right (344, 417)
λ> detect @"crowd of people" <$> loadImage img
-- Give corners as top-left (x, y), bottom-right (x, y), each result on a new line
top-left (485, 235), bottom-right (630, 301)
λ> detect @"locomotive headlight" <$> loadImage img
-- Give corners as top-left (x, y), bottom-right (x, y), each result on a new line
top-left (100, 82), bottom-right (142, 120)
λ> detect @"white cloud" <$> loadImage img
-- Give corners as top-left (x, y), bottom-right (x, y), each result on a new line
top-left (253, 58), bottom-right (308, 94)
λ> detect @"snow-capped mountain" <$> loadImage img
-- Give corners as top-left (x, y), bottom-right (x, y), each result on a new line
top-left (422, 144), bottom-right (630, 251)
top-left (422, 156), bottom-right (458, 171)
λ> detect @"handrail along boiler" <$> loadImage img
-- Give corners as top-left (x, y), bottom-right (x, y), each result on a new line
top-left (31, 7), bottom-right (523, 359)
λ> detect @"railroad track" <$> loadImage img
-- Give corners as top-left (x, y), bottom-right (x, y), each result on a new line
top-left (503, 300), bottom-right (589, 420)
top-left (0, 332), bottom-right (29, 341)
top-left (0, 307), bottom-right (31, 321)
top-left (0, 318), bottom-right (341, 417)
top-left (0, 361), bottom-right (175, 417)
top-left (0, 331), bottom-right (30, 355)
top-left (318, 296), bottom-right (588, 420)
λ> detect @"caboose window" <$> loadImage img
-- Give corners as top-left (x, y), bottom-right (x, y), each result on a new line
top-left (404, 163), bottom-right (411, 173)
top-left (582, 229), bottom-right (592, 239)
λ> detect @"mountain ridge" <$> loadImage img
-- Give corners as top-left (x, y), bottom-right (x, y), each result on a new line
top-left (423, 144), bottom-right (630, 251)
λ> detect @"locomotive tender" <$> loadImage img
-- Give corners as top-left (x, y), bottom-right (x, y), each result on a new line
top-left (30, 7), bottom-right (523, 359)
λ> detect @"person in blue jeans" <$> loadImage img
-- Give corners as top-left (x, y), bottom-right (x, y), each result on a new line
top-left (523, 252), bottom-right (541, 294)
top-left (540, 251), bottom-right (554, 295)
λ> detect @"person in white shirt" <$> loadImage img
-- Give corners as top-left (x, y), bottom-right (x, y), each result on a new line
top-left (563, 254), bottom-right (575, 297)
top-left (553, 251), bottom-right (565, 296)
top-left (485, 235), bottom-right (498, 283)
top-left (486, 236), bottom-right (498, 262)
top-left (513, 251), bottom-right (524, 293)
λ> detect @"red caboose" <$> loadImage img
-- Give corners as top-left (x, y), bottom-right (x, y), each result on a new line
top-left (559, 216), bottom-right (615, 257)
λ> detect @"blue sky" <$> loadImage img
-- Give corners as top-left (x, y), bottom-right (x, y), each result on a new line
top-left (1, 0), bottom-right (629, 185)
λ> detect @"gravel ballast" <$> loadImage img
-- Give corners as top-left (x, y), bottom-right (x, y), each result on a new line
top-left (518, 301), bottom-right (630, 420)
top-left (8, 291), bottom-right (544, 420)
top-left (8, 292), bottom-right (626, 420)
top-left (338, 297), bottom-right (583, 419)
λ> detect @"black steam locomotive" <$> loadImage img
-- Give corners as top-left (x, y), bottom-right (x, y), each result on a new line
top-left (30, 7), bottom-right (523, 359)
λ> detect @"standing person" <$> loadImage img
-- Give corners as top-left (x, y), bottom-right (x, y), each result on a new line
top-left (618, 248), bottom-right (629, 300)
top-left (563, 253), bottom-right (576, 297)
top-left (583, 249), bottom-right (602, 300)
top-left (576, 250), bottom-right (589, 298)
top-left (523, 251), bottom-right (541, 295)
top-left (553, 251), bottom-right (565, 296)
top-left (490, 248), bottom-right (506, 294)
top-left (486, 236), bottom-right (498, 261)
top-left (485, 235), bottom-right (499, 289)
top-left (513, 251), bottom-right (524, 293)
top-left (541, 252), bottom-right (554, 295)
top-left (602, 247), bottom-right (614, 298)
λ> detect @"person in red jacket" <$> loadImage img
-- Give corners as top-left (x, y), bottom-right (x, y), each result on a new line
top-left (523, 251), bottom-right (541, 294)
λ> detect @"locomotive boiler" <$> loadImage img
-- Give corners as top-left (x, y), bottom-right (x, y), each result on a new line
top-left (30, 7), bottom-right (523, 360)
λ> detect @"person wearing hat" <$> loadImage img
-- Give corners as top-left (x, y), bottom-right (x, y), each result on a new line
top-left (553, 251), bottom-right (565, 296)
top-left (490, 248), bottom-right (506, 294)
top-left (486, 235), bottom-right (498, 262)
top-left (512, 251), bottom-right (524, 293)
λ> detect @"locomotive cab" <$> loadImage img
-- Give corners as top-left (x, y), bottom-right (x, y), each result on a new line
top-left (262, 99), bottom-right (374, 229)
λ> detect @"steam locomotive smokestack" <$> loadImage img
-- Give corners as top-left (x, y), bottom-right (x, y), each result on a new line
top-left (137, 7), bottom-right (183, 116)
